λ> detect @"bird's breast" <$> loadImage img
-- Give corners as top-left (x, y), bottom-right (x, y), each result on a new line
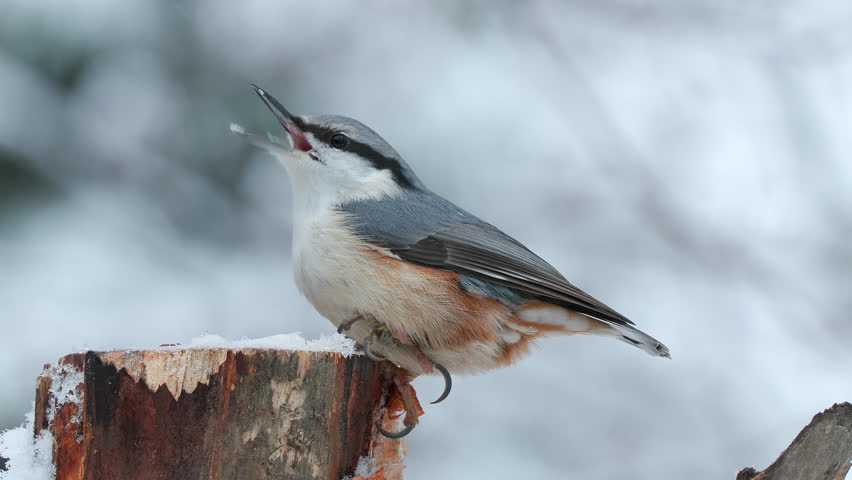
top-left (291, 210), bottom-right (372, 321)
top-left (292, 210), bottom-right (505, 339)
top-left (290, 209), bottom-right (578, 374)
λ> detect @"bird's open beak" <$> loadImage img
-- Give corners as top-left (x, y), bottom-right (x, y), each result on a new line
top-left (251, 85), bottom-right (312, 153)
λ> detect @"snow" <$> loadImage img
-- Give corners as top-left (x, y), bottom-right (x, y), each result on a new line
top-left (353, 456), bottom-right (375, 477)
top-left (162, 332), bottom-right (358, 355)
top-left (0, 410), bottom-right (54, 480)
top-left (178, 333), bottom-right (359, 356)
top-left (340, 456), bottom-right (376, 480)
top-left (69, 332), bottom-right (358, 357)
top-left (2, 2), bottom-right (851, 478)
top-left (44, 364), bottom-right (84, 427)
top-left (0, 364), bottom-right (84, 480)
top-left (0, 333), bottom-right (357, 480)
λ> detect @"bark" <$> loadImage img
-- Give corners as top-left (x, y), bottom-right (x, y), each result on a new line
top-left (738, 402), bottom-right (852, 480)
top-left (32, 347), bottom-right (406, 480)
top-left (15, 351), bottom-right (852, 480)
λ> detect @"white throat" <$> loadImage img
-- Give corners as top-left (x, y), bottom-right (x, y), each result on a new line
top-left (271, 149), bottom-right (402, 250)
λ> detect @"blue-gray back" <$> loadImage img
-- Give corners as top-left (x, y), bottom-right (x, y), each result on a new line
top-left (337, 190), bottom-right (635, 326)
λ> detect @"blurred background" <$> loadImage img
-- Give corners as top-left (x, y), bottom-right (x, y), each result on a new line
top-left (1, 0), bottom-right (850, 478)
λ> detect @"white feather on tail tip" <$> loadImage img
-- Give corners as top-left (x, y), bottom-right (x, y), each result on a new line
top-left (520, 306), bottom-right (671, 358)
top-left (610, 324), bottom-right (671, 358)
top-left (580, 313), bottom-right (671, 358)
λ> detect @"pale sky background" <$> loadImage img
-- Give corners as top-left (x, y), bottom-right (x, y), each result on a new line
top-left (1, 1), bottom-right (851, 478)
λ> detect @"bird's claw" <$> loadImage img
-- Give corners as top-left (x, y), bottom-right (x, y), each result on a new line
top-left (361, 323), bottom-right (401, 362)
top-left (362, 336), bottom-right (388, 362)
top-left (336, 314), bottom-right (364, 334)
top-left (364, 328), bottom-right (453, 404)
top-left (376, 364), bottom-right (423, 439)
top-left (356, 325), bottom-right (452, 438)
top-left (430, 362), bottom-right (452, 404)
top-left (376, 423), bottom-right (416, 439)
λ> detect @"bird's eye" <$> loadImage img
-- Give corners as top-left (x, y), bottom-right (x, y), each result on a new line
top-left (330, 133), bottom-right (350, 149)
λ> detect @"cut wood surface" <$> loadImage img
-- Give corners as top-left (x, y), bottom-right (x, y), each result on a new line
top-left (32, 346), bottom-right (406, 480)
top-left (21, 345), bottom-right (850, 480)
top-left (737, 402), bottom-right (852, 480)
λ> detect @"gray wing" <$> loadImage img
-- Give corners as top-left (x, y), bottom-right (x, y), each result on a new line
top-left (338, 191), bottom-right (633, 327)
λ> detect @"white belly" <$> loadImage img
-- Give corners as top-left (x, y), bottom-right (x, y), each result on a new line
top-left (292, 210), bottom-right (465, 333)
top-left (290, 209), bottom-right (512, 374)
top-left (291, 209), bottom-right (384, 325)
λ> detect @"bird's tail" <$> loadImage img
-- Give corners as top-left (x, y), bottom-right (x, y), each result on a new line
top-left (517, 302), bottom-right (671, 358)
top-left (600, 321), bottom-right (671, 358)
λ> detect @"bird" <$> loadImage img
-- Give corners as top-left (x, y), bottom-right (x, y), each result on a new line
top-left (233, 85), bottom-right (670, 438)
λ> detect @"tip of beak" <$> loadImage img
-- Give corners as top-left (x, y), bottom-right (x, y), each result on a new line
top-left (249, 84), bottom-right (312, 153)
top-left (251, 84), bottom-right (267, 99)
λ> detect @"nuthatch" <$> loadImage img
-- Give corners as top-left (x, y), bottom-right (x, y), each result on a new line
top-left (233, 85), bottom-right (670, 438)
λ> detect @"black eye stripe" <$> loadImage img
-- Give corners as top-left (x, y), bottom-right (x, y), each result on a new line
top-left (346, 141), bottom-right (417, 190)
top-left (295, 122), bottom-right (340, 145)
top-left (295, 121), bottom-right (417, 190)
top-left (290, 115), bottom-right (309, 131)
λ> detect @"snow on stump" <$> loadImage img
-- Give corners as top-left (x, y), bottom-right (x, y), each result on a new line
top-left (29, 337), bottom-right (406, 480)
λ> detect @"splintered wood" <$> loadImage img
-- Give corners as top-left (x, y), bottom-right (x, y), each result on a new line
top-left (33, 347), bottom-right (406, 480)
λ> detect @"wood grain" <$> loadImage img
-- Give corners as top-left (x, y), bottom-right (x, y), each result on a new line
top-left (33, 347), bottom-right (405, 480)
top-left (738, 402), bottom-right (852, 480)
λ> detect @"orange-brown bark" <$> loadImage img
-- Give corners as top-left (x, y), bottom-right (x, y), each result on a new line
top-left (33, 347), bottom-right (407, 480)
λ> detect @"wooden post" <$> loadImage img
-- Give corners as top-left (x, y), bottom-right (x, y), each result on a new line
top-left (737, 402), bottom-right (852, 480)
top-left (8, 351), bottom-right (851, 479)
top-left (31, 346), bottom-right (407, 480)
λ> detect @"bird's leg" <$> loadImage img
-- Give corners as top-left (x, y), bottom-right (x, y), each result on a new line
top-left (373, 324), bottom-right (399, 345)
top-left (362, 334), bottom-right (388, 362)
top-left (389, 327), bottom-right (412, 344)
top-left (336, 313), bottom-right (364, 334)
top-left (377, 363), bottom-right (422, 439)
top-left (361, 324), bottom-right (399, 361)
top-left (367, 325), bottom-right (453, 405)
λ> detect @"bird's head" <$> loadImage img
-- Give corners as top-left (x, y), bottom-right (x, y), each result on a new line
top-left (236, 85), bottom-right (423, 205)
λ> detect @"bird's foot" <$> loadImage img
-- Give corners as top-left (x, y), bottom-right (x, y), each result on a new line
top-left (362, 325), bottom-right (452, 407)
top-left (377, 363), bottom-right (423, 439)
top-left (361, 324), bottom-right (400, 361)
top-left (336, 314), bottom-right (364, 334)
top-left (362, 335), bottom-right (388, 362)
top-left (373, 324), bottom-right (399, 344)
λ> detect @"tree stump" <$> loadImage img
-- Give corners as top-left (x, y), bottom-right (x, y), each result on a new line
top-left (32, 345), bottom-right (407, 480)
top-left (737, 402), bottom-right (852, 480)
